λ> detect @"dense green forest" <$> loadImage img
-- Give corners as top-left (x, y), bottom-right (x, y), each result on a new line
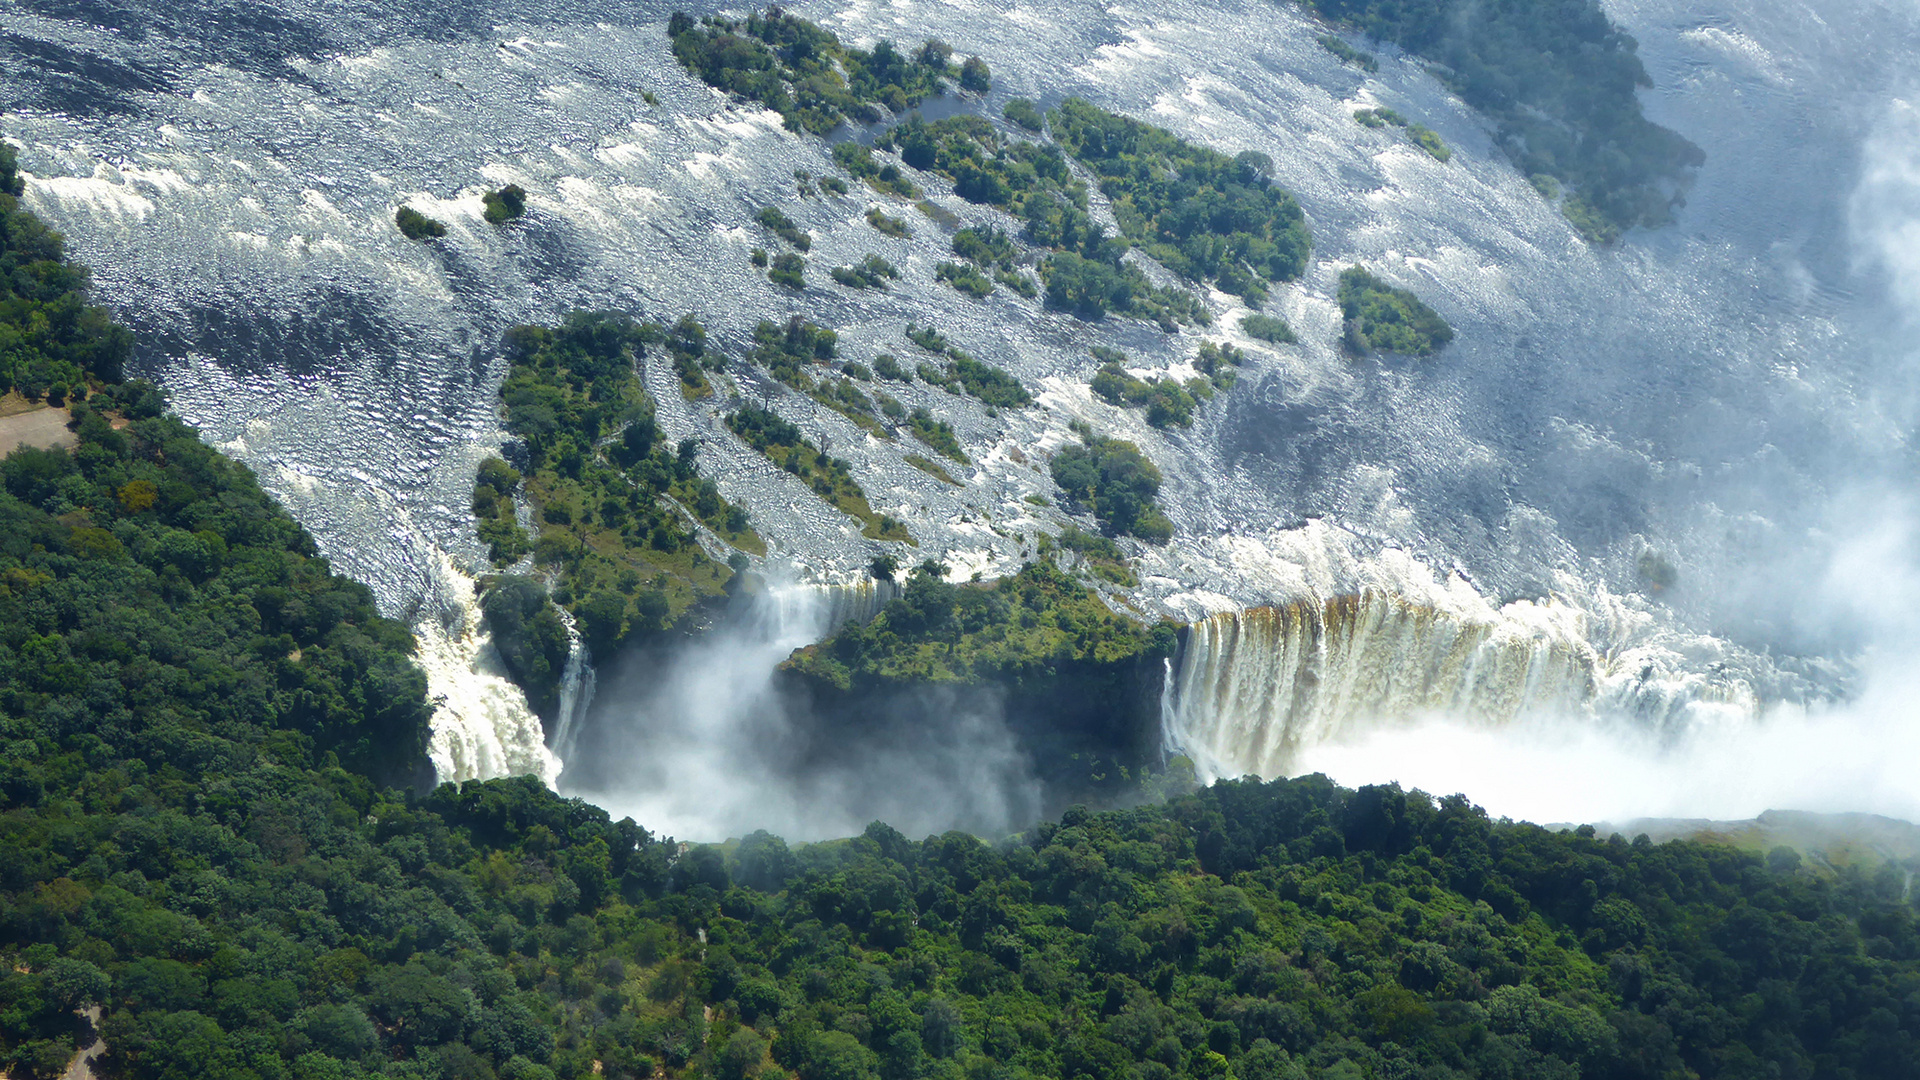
top-left (668, 11), bottom-right (984, 134)
top-left (1301, 0), bottom-right (1705, 242)
top-left (480, 314), bottom-right (761, 710)
top-left (0, 144), bottom-right (130, 399)
top-left (1048, 100), bottom-right (1312, 307)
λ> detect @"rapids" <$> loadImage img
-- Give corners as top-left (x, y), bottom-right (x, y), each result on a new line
top-left (3, 0), bottom-right (1916, 828)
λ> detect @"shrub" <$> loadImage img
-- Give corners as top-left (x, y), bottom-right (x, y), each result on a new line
top-left (395, 206), bottom-right (447, 240)
top-left (1003, 98), bottom-right (1045, 132)
top-left (769, 252), bottom-right (806, 288)
top-left (1241, 312), bottom-right (1296, 344)
top-left (481, 185), bottom-right (528, 223)
top-left (865, 206), bottom-right (912, 238)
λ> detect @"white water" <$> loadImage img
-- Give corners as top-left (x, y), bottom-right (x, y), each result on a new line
top-left (549, 608), bottom-right (598, 766)
top-left (6, 0), bottom-right (1919, 829)
top-left (1165, 593), bottom-right (1598, 781)
top-left (567, 574), bottom-right (1040, 841)
top-left (419, 556), bottom-right (560, 787)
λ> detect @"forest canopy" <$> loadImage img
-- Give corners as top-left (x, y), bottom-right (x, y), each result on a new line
top-left (668, 10), bottom-right (987, 134)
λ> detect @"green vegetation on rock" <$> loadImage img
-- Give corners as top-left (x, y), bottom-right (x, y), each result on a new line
top-left (1048, 522), bottom-right (1139, 586)
top-left (906, 407), bottom-right (967, 464)
top-left (839, 144), bottom-right (922, 199)
top-left (904, 452), bottom-right (960, 485)
top-left (1193, 340), bottom-right (1249, 392)
top-left (953, 226), bottom-right (1017, 271)
top-left (1090, 362), bottom-right (1211, 430)
top-left (746, 318), bottom-right (890, 438)
top-left (1353, 108), bottom-right (1450, 162)
top-left (1337, 266), bottom-right (1454, 356)
top-left (782, 560), bottom-right (1167, 690)
top-left (1042, 252), bottom-right (1207, 330)
top-left (830, 255), bottom-right (901, 291)
top-left (394, 206), bottom-right (446, 240)
top-left (768, 252), bottom-right (806, 289)
top-left (874, 115), bottom-right (1208, 329)
top-left (1050, 423), bottom-right (1174, 542)
top-left (1319, 32), bottom-right (1379, 70)
top-left (864, 205), bottom-right (913, 238)
top-left (489, 313), bottom-right (760, 673)
top-left (1303, 0), bottom-right (1704, 241)
top-left (755, 206), bottom-right (811, 251)
top-left (481, 184), bottom-right (528, 224)
top-left (1049, 98), bottom-right (1313, 306)
top-left (904, 327), bottom-right (1033, 408)
top-left (725, 405), bottom-right (912, 543)
top-left (1241, 312), bottom-right (1297, 344)
top-left (934, 261), bottom-right (994, 299)
top-left (668, 9), bottom-right (985, 134)
top-left (1003, 97), bottom-right (1047, 132)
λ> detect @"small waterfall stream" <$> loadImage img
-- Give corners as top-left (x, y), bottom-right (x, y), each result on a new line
top-left (549, 608), bottom-right (599, 766)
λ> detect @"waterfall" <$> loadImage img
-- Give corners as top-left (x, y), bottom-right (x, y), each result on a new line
top-left (561, 573), bottom-right (981, 841)
top-left (1163, 592), bottom-right (1599, 782)
top-left (730, 574), bottom-right (901, 636)
top-left (549, 608), bottom-right (598, 766)
top-left (419, 556), bottom-right (560, 787)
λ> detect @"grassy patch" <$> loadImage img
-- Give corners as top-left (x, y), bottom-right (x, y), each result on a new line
top-left (906, 406), bottom-right (968, 463)
top-left (864, 205), bottom-right (913, 238)
top-left (904, 452), bottom-right (961, 484)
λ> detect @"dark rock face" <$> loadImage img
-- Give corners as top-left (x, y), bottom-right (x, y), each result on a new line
top-left (775, 650), bottom-right (1168, 814)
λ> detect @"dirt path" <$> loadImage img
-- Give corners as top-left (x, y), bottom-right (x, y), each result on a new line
top-left (61, 1007), bottom-right (102, 1080)
top-left (0, 405), bottom-right (74, 458)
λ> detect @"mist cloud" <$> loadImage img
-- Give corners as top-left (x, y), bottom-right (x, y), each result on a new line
top-left (559, 581), bottom-right (1042, 843)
